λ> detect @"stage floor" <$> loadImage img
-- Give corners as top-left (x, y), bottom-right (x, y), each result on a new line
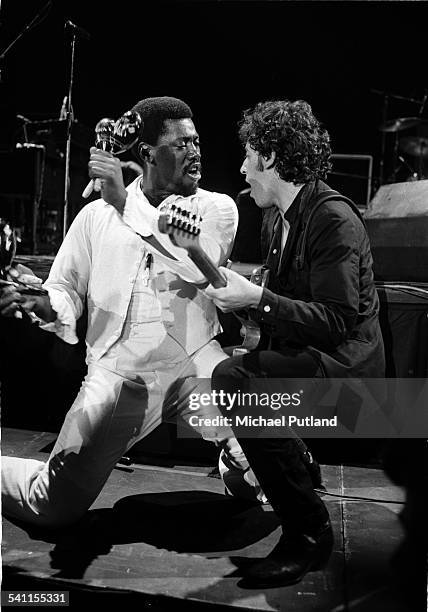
top-left (1, 428), bottom-right (411, 611)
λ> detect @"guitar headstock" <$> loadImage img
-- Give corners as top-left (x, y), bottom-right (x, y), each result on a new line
top-left (158, 204), bottom-right (203, 251)
top-left (0, 218), bottom-right (17, 280)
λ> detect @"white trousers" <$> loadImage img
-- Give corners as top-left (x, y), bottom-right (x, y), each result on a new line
top-left (1, 338), bottom-right (265, 527)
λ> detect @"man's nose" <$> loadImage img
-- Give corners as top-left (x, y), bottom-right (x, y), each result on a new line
top-left (187, 141), bottom-right (200, 155)
top-left (186, 149), bottom-right (200, 163)
top-left (240, 159), bottom-right (247, 175)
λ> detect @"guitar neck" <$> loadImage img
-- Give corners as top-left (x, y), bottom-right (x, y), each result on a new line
top-left (187, 247), bottom-right (227, 288)
top-left (157, 211), bottom-right (262, 353)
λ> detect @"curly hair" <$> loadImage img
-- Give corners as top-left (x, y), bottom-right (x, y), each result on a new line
top-left (238, 100), bottom-right (332, 184)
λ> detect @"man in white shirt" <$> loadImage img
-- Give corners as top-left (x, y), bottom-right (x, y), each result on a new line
top-left (0, 96), bottom-right (258, 527)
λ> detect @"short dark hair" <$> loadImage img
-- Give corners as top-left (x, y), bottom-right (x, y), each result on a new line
top-left (131, 96), bottom-right (193, 145)
top-left (238, 99), bottom-right (332, 184)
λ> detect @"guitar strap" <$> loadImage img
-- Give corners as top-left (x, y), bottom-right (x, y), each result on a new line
top-left (295, 189), bottom-right (364, 271)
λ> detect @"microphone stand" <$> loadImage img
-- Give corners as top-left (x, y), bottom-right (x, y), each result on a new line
top-left (370, 88), bottom-right (421, 105)
top-left (62, 29), bottom-right (77, 240)
top-left (392, 131), bottom-right (400, 183)
top-left (0, 1), bottom-right (52, 84)
top-left (372, 87), bottom-right (428, 186)
top-left (417, 90), bottom-right (428, 180)
top-left (378, 93), bottom-right (389, 187)
top-left (62, 22), bottom-right (90, 239)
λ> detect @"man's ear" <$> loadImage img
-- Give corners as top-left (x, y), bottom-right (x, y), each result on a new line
top-left (265, 151), bottom-right (276, 170)
top-left (257, 151), bottom-right (276, 171)
top-left (137, 142), bottom-right (155, 164)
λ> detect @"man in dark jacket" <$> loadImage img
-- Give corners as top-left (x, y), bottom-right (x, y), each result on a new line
top-left (205, 99), bottom-right (385, 588)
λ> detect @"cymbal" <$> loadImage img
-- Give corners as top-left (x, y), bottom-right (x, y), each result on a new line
top-left (399, 136), bottom-right (428, 158)
top-left (378, 117), bottom-right (422, 132)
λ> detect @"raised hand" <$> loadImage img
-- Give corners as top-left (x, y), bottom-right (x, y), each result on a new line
top-left (88, 147), bottom-right (128, 211)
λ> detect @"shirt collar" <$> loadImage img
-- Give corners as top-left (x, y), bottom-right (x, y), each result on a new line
top-left (125, 176), bottom-right (170, 215)
top-left (283, 181), bottom-right (316, 225)
top-left (127, 176), bottom-right (201, 212)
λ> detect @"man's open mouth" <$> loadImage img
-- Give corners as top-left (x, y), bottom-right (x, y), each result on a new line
top-left (185, 163), bottom-right (201, 180)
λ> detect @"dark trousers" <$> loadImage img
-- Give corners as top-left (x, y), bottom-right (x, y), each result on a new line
top-left (212, 348), bottom-right (330, 535)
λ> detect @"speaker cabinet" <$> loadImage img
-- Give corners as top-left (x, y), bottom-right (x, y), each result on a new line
top-left (327, 153), bottom-right (373, 209)
top-left (377, 284), bottom-right (428, 377)
top-left (365, 180), bottom-right (428, 282)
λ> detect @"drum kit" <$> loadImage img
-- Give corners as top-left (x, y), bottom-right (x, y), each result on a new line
top-left (377, 91), bottom-right (428, 184)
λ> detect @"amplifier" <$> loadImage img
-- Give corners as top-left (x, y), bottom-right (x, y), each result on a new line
top-left (377, 283), bottom-right (428, 377)
top-left (327, 153), bottom-right (373, 209)
top-left (365, 180), bottom-right (428, 282)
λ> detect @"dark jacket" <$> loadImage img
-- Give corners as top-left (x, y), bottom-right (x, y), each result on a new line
top-left (253, 180), bottom-right (385, 377)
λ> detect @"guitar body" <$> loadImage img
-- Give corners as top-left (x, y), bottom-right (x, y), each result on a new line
top-left (232, 265), bottom-right (269, 352)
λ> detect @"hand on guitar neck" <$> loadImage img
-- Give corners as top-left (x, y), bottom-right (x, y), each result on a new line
top-left (158, 206), bottom-right (268, 352)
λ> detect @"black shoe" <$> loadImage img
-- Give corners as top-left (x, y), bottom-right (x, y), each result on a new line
top-left (301, 449), bottom-right (325, 492)
top-left (240, 521), bottom-right (333, 589)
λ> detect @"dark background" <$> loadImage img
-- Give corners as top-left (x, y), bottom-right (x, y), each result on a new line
top-left (1, 0), bottom-right (427, 205)
top-left (1, 0), bottom-right (427, 462)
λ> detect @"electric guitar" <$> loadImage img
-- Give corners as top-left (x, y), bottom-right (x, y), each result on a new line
top-left (0, 218), bottom-right (48, 297)
top-left (158, 205), bottom-right (269, 353)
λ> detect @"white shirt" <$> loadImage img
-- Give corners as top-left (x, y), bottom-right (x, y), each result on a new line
top-left (40, 177), bottom-right (238, 363)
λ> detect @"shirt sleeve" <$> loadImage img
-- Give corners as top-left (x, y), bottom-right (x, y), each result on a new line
top-left (255, 203), bottom-right (362, 349)
top-left (38, 205), bottom-right (93, 344)
top-left (122, 190), bottom-right (238, 284)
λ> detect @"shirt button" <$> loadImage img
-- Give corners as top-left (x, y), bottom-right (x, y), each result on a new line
top-left (263, 305), bottom-right (271, 313)
top-left (273, 249), bottom-right (278, 255)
